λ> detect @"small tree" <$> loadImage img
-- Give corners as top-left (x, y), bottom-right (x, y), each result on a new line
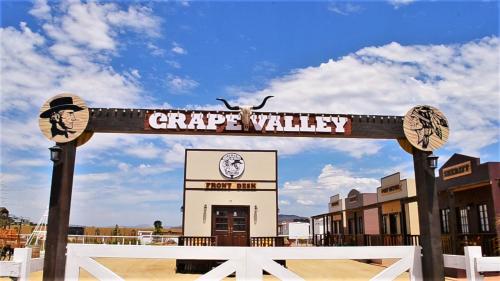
top-left (153, 220), bottom-right (163, 235)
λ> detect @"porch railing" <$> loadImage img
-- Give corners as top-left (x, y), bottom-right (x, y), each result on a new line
top-left (250, 236), bottom-right (285, 247)
top-left (178, 236), bottom-right (217, 246)
top-left (314, 234), bottom-right (420, 247)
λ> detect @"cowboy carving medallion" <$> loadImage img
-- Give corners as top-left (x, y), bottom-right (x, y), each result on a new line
top-left (39, 94), bottom-right (89, 143)
top-left (403, 105), bottom-right (449, 151)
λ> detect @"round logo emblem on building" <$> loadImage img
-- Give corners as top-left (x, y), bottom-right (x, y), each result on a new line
top-left (219, 153), bottom-right (245, 179)
top-left (403, 105), bottom-right (449, 151)
top-left (39, 94), bottom-right (89, 143)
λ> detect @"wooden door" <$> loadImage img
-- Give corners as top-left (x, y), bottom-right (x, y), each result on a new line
top-left (212, 206), bottom-right (249, 246)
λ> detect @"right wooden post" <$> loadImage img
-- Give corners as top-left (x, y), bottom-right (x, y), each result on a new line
top-left (412, 148), bottom-right (445, 280)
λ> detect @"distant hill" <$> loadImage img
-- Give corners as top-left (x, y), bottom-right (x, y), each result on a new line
top-left (278, 214), bottom-right (309, 223)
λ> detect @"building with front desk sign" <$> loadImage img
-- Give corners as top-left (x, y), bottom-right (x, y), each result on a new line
top-left (182, 149), bottom-right (278, 247)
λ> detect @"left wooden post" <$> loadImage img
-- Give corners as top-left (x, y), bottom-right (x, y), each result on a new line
top-left (43, 141), bottom-right (77, 281)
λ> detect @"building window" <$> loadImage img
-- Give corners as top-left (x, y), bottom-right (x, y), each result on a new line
top-left (440, 209), bottom-right (450, 234)
top-left (382, 214), bottom-right (388, 234)
top-left (357, 216), bottom-right (363, 234)
top-left (478, 204), bottom-right (490, 232)
top-left (459, 207), bottom-right (469, 234)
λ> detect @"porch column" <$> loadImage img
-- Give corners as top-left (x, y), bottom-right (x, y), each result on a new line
top-left (43, 141), bottom-right (77, 281)
top-left (448, 191), bottom-right (458, 254)
top-left (412, 148), bottom-right (445, 280)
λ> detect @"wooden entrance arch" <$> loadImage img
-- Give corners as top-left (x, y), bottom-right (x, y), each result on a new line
top-left (40, 95), bottom-right (448, 280)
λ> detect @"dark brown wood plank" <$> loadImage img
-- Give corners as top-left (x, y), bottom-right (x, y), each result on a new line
top-left (43, 141), bottom-right (77, 281)
top-left (412, 148), bottom-right (445, 280)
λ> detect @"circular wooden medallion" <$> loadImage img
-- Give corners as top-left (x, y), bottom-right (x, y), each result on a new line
top-left (39, 94), bottom-right (89, 143)
top-left (397, 138), bottom-right (413, 154)
top-left (403, 105), bottom-right (449, 151)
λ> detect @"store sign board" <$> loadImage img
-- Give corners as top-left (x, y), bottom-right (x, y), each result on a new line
top-left (442, 161), bottom-right (472, 180)
top-left (146, 112), bottom-right (351, 135)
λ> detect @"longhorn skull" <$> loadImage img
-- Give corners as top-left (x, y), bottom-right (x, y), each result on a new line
top-left (216, 96), bottom-right (274, 131)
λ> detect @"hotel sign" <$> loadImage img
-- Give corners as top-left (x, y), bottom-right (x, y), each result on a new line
top-left (147, 111), bottom-right (351, 135)
top-left (442, 161), bottom-right (472, 180)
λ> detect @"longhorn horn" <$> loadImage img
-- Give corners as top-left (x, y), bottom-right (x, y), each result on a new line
top-left (252, 96), bottom-right (274, 110)
top-left (216, 98), bottom-right (240, 110)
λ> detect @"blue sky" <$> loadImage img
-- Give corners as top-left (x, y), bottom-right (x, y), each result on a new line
top-left (1, 0), bottom-right (498, 227)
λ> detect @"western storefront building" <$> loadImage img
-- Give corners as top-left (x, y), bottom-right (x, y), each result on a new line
top-left (378, 174), bottom-right (420, 235)
top-left (345, 189), bottom-right (379, 245)
top-left (328, 194), bottom-right (345, 235)
top-left (377, 173), bottom-right (420, 245)
top-left (437, 153), bottom-right (500, 256)
top-left (182, 149), bottom-right (278, 247)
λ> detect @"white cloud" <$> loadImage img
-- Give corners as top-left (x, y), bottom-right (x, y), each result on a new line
top-left (166, 60), bottom-right (181, 69)
top-left (229, 37), bottom-right (499, 156)
top-left (171, 42), bottom-right (187, 55)
top-left (166, 74), bottom-right (199, 93)
top-left (125, 142), bottom-right (162, 159)
top-left (38, 1), bottom-right (160, 54)
top-left (388, 0), bottom-right (416, 8)
top-left (280, 164), bottom-right (379, 209)
top-left (147, 42), bottom-right (165, 57)
top-left (328, 3), bottom-right (362, 15)
top-left (279, 200), bottom-right (290, 206)
top-left (29, 0), bottom-right (51, 20)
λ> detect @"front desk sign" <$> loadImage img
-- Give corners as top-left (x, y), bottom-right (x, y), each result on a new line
top-left (205, 182), bottom-right (257, 190)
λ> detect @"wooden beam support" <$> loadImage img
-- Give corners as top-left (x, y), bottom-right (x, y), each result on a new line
top-left (412, 148), bottom-right (445, 280)
top-left (43, 141), bottom-right (77, 281)
top-left (86, 108), bottom-right (405, 139)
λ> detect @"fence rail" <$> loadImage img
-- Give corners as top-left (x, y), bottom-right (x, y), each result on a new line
top-left (0, 248), bottom-right (42, 281)
top-left (443, 246), bottom-right (500, 281)
top-left (2, 245), bottom-right (498, 280)
top-left (65, 244), bottom-right (422, 281)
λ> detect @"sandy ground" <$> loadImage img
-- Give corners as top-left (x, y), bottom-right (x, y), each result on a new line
top-left (1, 258), bottom-right (498, 280)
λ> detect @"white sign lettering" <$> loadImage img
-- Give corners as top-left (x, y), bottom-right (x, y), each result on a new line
top-left (147, 112), bottom-right (350, 134)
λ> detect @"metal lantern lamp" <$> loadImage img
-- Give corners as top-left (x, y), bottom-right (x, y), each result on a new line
top-left (427, 153), bottom-right (439, 170)
top-left (49, 145), bottom-right (62, 163)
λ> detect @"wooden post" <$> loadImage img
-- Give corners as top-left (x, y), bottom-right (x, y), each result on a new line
top-left (412, 148), bottom-right (445, 280)
top-left (43, 141), bottom-right (77, 281)
top-left (447, 191), bottom-right (458, 254)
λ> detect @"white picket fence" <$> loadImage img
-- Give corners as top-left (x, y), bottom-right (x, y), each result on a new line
top-left (0, 248), bottom-right (43, 281)
top-left (65, 244), bottom-right (422, 281)
top-left (2, 245), bottom-right (499, 280)
top-left (443, 246), bottom-right (500, 281)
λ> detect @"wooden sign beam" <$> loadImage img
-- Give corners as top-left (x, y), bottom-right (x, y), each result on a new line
top-left (85, 108), bottom-right (405, 139)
